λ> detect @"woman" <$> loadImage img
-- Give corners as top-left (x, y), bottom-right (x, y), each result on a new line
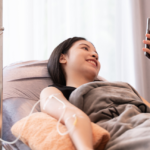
top-left (40, 36), bottom-right (150, 150)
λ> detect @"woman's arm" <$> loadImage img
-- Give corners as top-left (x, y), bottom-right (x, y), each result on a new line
top-left (140, 96), bottom-right (150, 108)
top-left (40, 87), bottom-right (94, 150)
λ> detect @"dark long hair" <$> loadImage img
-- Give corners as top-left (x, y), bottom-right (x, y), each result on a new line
top-left (47, 36), bottom-right (87, 86)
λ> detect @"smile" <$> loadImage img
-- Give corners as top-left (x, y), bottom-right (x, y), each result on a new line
top-left (87, 61), bottom-right (97, 67)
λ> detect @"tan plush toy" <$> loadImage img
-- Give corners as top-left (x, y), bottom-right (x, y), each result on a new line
top-left (11, 112), bottom-right (110, 150)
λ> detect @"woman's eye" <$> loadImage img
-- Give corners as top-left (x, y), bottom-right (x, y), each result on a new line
top-left (83, 47), bottom-right (88, 50)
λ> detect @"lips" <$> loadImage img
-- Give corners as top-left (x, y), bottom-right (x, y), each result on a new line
top-left (87, 61), bottom-right (97, 67)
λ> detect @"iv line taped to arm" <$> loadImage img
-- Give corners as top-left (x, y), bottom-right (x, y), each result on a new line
top-left (43, 93), bottom-right (78, 136)
top-left (0, 93), bottom-right (84, 144)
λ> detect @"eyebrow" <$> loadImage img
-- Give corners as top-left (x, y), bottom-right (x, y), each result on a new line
top-left (79, 43), bottom-right (98, 55)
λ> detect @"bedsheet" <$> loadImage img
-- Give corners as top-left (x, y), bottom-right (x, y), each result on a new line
top-left (69, 81), bottom-right (150, 150)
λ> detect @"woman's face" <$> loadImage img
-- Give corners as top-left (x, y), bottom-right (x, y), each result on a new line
top-left (60, 40), bottom-right (101, 80)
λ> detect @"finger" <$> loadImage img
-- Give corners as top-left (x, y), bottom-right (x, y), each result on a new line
top-left (146, 34), bottom-right (150, 38)
top-left (143, 40), bottom-right (150, 45)
top-left (142, 48), bottom-right (150, 54)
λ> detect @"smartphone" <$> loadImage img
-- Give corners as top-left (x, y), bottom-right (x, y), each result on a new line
top-left (144, 18), bottom-right (150, 59)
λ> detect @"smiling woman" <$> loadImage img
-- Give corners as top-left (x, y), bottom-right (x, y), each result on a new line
top-left (41, 36), bottom-right (150, 150)
top-left (47, 36), bottom-right (101, 88)
top-left (60, 39), bottom-right (101, 88)
top-left (45, 36), bottom-right (101, 149)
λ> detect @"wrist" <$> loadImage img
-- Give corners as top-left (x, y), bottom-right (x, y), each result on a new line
top-left (63, 108), bottom-right (87, 125)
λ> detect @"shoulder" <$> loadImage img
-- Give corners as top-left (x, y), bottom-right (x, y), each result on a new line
top-left (40, 86), bottom-right (63, 100)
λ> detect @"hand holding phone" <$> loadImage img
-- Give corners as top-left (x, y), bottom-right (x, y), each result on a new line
top-left (144, 18), bottom-right (150, 59)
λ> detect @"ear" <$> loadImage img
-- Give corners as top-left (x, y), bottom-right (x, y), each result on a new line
top-left (59, 53), bottom-right (67, 64)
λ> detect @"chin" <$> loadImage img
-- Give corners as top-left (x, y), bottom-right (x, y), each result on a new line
top-left (81, 66), bottom-right (97, 76)
top-left (86, 71), bottom-right (97, 80)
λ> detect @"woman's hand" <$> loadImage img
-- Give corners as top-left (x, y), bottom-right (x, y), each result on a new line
top-left (142, 34), bottom-right (150, 54)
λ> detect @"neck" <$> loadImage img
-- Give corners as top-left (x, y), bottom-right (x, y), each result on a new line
top-left (66, 72), bottom-right (96, 88)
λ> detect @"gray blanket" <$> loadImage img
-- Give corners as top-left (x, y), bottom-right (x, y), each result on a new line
top-left (69, 81), bottom-right (150, 150)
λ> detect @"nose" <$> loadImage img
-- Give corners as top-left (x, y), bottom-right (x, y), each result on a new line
top-left (92, 53), bottom-right (98, 60)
